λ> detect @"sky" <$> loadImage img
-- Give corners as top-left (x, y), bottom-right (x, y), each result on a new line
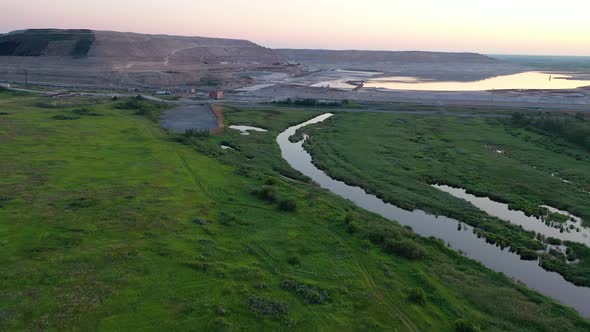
top-left (2, 0), bottom-right (589, 56)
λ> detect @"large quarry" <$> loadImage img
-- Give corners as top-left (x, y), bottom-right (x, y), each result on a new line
top-left (1, 29), bottom-right (590, 110)
top-left (0, 29), bottom-right (297, 89)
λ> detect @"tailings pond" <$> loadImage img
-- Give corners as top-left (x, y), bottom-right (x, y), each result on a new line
top-left (277, 113), bottom-right (590, 317)
top-left (364, 71), bottom-right (590, 91)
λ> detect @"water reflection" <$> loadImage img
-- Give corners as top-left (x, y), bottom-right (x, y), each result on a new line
top-left (277, 114), bottom-right (590, 317)
top-left (364, 71), bottom-right (590, 91)
top-left (229, 125), bottom-right (268, 136)
top-left (433, 184), bottom-right (590, 247)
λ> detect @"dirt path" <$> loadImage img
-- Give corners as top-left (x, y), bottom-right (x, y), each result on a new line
top-left (177, 152), bottom-right (209, 197)
top-left (164, 45), bottom-right (199, 67)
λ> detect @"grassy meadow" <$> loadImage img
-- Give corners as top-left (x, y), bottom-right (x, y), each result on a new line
top-left (299, 110), bottom-right (590, 287)
top-left (0, 92), bottom-right (589, 330)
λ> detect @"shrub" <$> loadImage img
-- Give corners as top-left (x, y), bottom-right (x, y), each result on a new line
top-left (272, 98), bottom-right (343, 108)
top-left (52, 114), bottom-right (80, 120)
top-left (281, 279), bottom-right (329, 304)
top-left (546, 237), bottom-right (562, 245)
top-left (72, 108), bottom-right (102, 116)
top-left (184, 128), bottom-right (210, 138)
top-left (278, 198), bottom-right (297, 212)
top-left (246, 296), bottom-right (289, 318)
top-left (0, 197), bottom-right (11, 208)
top-left (67, 197), bottom-right (96, 209)
top-left (251, 186), bottom-right (278, 203)
top-left (219, 212), bottom-right (237, 226)
top-left (210, 317), bottom-right (231, 332)
top-left (287, 255), bottom-right (300, 266)
top-left (114, 96), bottom-right (168, 122)
top-left (407, 288), bottom-right (427, 305)
top-left (518, 249), bottom-right (539, 261)
top-left (383, 239), bottom-right (426, 260)
top-left (454, 319), bottom-right (480, 332)
top-left (264, 177), bottom-right (278, 186)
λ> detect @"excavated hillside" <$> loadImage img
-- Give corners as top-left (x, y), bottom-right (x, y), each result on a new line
top-left (0, 29), bottom-right (295, 89)
top-left (276, 49), bottom-right (525, 81)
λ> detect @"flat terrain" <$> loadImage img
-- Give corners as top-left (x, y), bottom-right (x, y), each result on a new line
top-left (1, 92), bottom-right (589, 330)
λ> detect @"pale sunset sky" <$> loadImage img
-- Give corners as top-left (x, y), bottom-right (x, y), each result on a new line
top-left (1, 0), bottom-right (589, 55)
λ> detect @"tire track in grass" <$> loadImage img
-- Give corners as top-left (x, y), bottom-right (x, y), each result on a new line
top-left (177, 151), bottom-right (209, 197)
top-left (325, 228), bottom-right (419, 332)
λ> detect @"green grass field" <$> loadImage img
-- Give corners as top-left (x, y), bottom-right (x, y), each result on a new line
top-left (299, 110), bottom-right (590, 287)
top-left (1, 93), bottom-right (589, 330)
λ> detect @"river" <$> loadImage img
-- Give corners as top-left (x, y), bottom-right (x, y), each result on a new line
top-left (276, 113), bottom-right (590, 317)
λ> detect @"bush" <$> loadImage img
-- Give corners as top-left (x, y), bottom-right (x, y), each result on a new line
top-left (251, 186), bottom-right (278, 203)
top-left (281, 279), bottom-right (329, 304)
top-left (219, 212), bottom-right (237, 226)
top-left (272, 98), bottom-right (343, 108)
top-left (407, 288), bottom-right (427, 305)
top-left (518, 249), bottom-right (539, 261)
top-left (72, 108), bottom-right (102, 116)
top-left (454, 319), bottom-right (480, 332)
top-left (383, 239), bottom-right (425, 260)
top-left (114, 96), bottom-right (168, 122)
top-left (278, 198), bottom-right (297, 212)
top-left (184, 128), bottom-right (210, 138)
top-left (264, 177), bottom-right (278, 186)
top-left (246, 296), bottom-right (289, 318)
top-left (287, 255), bottom-right (300, 266)
top-left (52, 114), bottom-right (80, 120)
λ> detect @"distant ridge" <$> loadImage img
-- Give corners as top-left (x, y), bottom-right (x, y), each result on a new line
top-left (275, 49), bottom-right (498, 64)
top-left (274, 48), bottom-right (521, 81)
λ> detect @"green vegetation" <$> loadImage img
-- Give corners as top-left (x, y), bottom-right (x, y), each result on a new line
top-left (0, 96), bottom-right (589, 330)
top-left (299, 111), bottom-right (590, 286)
top-left (114, 95), bottom-right (168, 122)
top-left (0, 29), bottom-right (95, 57)
top-left (510, 112), bottom-right (590, 152)
top-left (272, 98), bottom-right (362, 109)
top-left (454, 319), bottom-right (481, 332)
top-left (407, 288), bottom-right (427, 305)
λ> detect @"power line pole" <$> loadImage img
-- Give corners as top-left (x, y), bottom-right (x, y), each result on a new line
top-left (24, 69), bottom-right (28, 88)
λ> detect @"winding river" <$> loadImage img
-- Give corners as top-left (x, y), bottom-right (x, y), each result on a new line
top-left (276, 113), bottom-right (590, 317)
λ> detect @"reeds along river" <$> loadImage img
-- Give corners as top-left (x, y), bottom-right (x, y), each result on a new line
top-left (276, 113), bottom-right (590, 317)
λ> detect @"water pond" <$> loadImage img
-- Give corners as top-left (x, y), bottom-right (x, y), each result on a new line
top-left (364, 71), bottom-right (590, 91)
top-left (229, 125), bottom-right (268, 136)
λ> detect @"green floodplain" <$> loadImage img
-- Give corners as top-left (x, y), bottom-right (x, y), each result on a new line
top-left (299, 107), bottom-right (590, 287)
top-left (1, 90), bottom-right (589, 331)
